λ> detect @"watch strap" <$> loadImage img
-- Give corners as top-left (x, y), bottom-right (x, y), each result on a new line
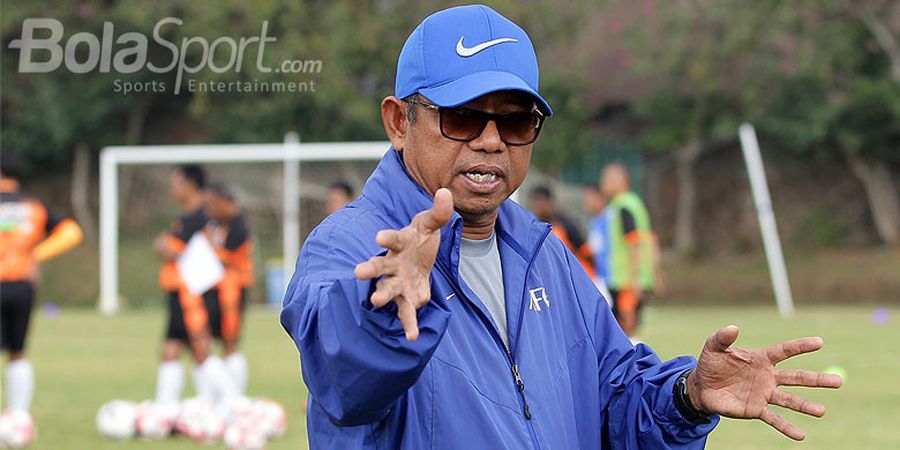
top-left (673, 368), bottom-right (711, 425)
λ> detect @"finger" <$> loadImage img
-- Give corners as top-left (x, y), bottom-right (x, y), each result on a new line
top-left (396, 299), bottom-right (420, 341)
top-left (370, 277), bottom-right (402, 308)
top-left (776, 369), bottom-right (843, 389)
top-left (354, 256), bottom-right (398, 280)
top-left (770, 389), bottom-right (825, 418)
top-left (760, 407), bottom-right (806, 441)
top-left (705, 325), bottom-right (740, 352)
top-left (415, 188), bottom-right (454, 234)
top-left (766, 337), bottom-right (824, 364)
top-left (375, 229), bottom-right (404, 252)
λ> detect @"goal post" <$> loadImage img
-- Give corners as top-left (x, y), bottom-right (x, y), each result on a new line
top-left (98, 135), bottom-right (390, 315)
top-left (738, 123), bottom-right (795, 318)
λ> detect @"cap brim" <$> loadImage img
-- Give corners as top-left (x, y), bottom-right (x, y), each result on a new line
top-left (418, 71), bottom-right (553, 117)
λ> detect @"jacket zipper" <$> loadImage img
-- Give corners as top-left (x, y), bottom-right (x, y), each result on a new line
top-left (509, 228), bottom-right (552, 449)
top-left (442, 275), bottom-right (539, 445)
top-left (510, 359), bottom-right (531, 419)
top-left (436, 226), bottom-right (552, 449)
top-left (437, 263), bottom-right (531, 419)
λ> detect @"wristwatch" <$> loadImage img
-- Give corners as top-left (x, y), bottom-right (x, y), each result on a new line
top-left (673, 369), bottom-right (711, 425)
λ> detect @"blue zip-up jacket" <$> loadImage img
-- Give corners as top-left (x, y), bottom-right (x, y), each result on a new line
top-left (281, 148), bottom-right (718, 449)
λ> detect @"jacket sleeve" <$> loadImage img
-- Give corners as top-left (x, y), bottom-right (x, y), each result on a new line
top-left (280, 216), bottom-right (452, 427)
top-left (565, 250), bottom-right (719, 449)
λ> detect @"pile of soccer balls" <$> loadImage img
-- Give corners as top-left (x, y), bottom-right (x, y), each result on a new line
top-left (96, 397), bottom-right (286, 450)
top-left (0, 411), bottom-right (36, 449)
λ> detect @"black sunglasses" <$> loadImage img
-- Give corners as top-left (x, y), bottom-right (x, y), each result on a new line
top-left (406, 97), bottom-right (545, 146)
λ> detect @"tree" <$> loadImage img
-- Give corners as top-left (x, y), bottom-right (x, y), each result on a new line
top-left (836, 0), bottom-right (900, 246)
top-left (749, 0), bottom-right (900, 247)
top-left (599, 0), bottom-right (772, 254)
top-left (591, 0), bottom-right (900, 251)
top-left (3, 0), bottom-right (605, 175)
top-left (2, 1), bottom-right (192, 238)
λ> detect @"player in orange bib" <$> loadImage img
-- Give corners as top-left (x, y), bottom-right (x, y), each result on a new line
top-left (1, 149), bottom-right (83, 420)
top-left (152, 165), bottom-right (236, 412)
top-left (528, 185), bottom-right (596, 278)
top-left (202, 182), bottom-right (254, 395)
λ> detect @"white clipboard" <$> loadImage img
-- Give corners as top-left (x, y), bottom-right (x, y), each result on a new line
top-left (176, 233), bottom-right (225, 295)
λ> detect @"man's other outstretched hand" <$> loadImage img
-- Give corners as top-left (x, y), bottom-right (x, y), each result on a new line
top-left (688, 326), bottom-right (843, 441)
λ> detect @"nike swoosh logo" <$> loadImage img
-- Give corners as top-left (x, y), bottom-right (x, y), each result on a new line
top-left (456, 36), bottom-right (518, 57)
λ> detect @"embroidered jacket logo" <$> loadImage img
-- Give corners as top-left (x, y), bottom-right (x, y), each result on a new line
top-left (528, 287), bottom-right (550, 312)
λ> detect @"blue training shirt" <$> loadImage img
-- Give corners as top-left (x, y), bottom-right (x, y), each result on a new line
top-left (588, 210), bottom-right (612, 283)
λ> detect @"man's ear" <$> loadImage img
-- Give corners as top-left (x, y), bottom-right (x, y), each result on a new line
top-left (381, 96), bottom-right (408, 151)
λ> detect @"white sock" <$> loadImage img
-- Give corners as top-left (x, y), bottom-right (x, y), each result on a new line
top-left (154, 361), bottom-right (184, 407)
top-left (192, 363), bottom-right (213, 400)
top-left (199, 356), bottom-right (238, 417)
top-left (224, 353), bottom-right (248, 395)
top-left (7, 359), bottom-right (34, 412)
top-left (203, 355), bottom-right (238, 399)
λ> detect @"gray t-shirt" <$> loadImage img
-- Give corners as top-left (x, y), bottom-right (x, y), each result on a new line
top-left (459, 233), bottom-right (508, 348)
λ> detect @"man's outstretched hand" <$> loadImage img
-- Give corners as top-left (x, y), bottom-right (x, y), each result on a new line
top-left (354, 188), bottom-right (454, 342)
top-left (688, 326), bottom-right (843, 441)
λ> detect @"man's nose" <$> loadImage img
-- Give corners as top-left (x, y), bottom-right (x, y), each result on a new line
top-left (469, 120), bottom-right (505, 153)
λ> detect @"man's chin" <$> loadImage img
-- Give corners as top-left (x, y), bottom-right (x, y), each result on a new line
top-left (453, 196), bottom-right (504, 220)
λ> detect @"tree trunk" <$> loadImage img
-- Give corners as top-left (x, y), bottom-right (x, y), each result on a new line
top-left (645, 157), bottom-right (663, 243)
top-left (126, 97), bottom-right (152, 145)
top-left (854, 9), bottom-right (900, 83)
top-left (843, 149), bottom-right (900, 247)
top-left (71, 143), bottom-right (96, 241)
top-left (673, 138), bottom-right (702, 255)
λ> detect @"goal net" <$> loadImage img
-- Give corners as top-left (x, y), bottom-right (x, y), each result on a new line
top-left (98, 136), bottom-right (388, 314)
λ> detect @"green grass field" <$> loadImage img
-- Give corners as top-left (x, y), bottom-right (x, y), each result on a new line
top-left (19, 305), bottom-right (900, 449)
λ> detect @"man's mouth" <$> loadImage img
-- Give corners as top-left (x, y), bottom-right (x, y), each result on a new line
top-left (461, 164), bottom-right (504, 183)
top-left (464, 172), bottom-right (498, 183)
top-left (458, 166), bottom-right (504, 195)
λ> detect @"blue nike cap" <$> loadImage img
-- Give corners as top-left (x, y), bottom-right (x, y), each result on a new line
top-left (395, 5), bottom-right (553, 116)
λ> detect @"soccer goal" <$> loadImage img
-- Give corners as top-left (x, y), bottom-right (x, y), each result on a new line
top-left (98, 134), bottom-right (390, 315)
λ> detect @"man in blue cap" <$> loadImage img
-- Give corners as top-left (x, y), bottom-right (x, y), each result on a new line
top-left (281, 5), bottom-right (841, 449)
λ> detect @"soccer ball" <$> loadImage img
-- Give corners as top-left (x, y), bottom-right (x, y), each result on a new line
top-left (252, 399), bottom-right (286, 439)
top-left (175, 397), bottom-right (226, 443)
top-left (229, 396), bottom-right (255, 421)
top-left (0, 410), bottom-right (36, 449)
top-left (229, 397), bottom-right (257, 425)
top-left (134, 401), bottom-right (175, 439)
top-left (96, 400), bottom-right (137, 440)
top-left (224, 422), bottom-right (267, 450)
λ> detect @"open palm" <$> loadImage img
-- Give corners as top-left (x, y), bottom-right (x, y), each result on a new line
top-left (354, 188), bottom-right (454, 341)
top-left (689, 326), bottom-right (843, 441)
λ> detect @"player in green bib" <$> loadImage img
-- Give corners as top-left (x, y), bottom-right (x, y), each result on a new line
top-left (602, 164), bottom-right (655, 338)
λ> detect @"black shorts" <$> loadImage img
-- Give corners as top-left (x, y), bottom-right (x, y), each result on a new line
top-left (164, 290), bottom-right (215, 342)
top-left (0, 281), bottom-right (35, 353)
top-left (204, 288), bottom-right (247, 341)
top-left (164, 288), bottom-right (246, 342)
top-left (609, 288), bottom-right (645, 324)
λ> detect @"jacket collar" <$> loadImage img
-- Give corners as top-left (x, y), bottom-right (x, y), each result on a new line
top-left (361, 147), bottom-right (447, 230)
top-left (361, 147), bottom-right (551, 265)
